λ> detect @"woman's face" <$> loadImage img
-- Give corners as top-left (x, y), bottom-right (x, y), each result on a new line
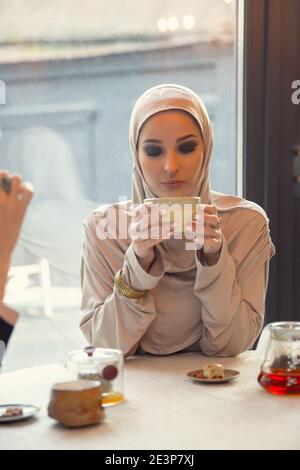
top-left (137, 110), bottom-right (204, 197)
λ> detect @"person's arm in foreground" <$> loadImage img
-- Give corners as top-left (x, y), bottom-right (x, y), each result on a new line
top-left (0, 171), bottom-right (33, 343)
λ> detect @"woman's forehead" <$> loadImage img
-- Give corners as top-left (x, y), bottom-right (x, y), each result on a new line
top-left (138, 109), bottom-right (202, 141)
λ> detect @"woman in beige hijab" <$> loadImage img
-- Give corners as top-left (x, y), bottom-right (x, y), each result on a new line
top-left (80, 84), bottom-right (275, 357)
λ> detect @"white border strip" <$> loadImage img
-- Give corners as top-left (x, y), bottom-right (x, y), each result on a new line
top-left (236, 0), bottom-right (245, 197)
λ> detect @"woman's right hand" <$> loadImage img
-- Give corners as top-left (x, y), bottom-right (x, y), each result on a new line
top-left (130, 203), bottom-right (176, 269)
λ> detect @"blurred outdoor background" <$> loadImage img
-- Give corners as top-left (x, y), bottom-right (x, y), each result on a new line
top-left (0, 0), bottom-right (239, 370)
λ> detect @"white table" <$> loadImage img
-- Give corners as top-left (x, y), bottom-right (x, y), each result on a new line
top-left (0, 351), bottom-right (299, 450)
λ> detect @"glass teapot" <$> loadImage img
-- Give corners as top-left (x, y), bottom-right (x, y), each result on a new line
top-left (258, 322), bottom-right (300, 395)
top-left (65, 346), bottom-right (124, 406)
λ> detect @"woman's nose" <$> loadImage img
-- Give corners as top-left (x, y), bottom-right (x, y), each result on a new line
top-left (163, 150), bottom-right (180, 174)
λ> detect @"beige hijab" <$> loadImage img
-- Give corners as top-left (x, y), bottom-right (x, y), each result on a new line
top-left (128, 83), bottom-right (275, 272)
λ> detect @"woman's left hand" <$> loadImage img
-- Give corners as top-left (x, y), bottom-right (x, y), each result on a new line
top-left (185, 204), bottom-right (223, 265)
top-left (0, 171), bottom-right (34, 262)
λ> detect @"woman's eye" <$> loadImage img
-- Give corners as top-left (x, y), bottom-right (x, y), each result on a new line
top-left (144, 145), bottom-right (162, 157)
top-left (178, 142), bottom-right (198, 154)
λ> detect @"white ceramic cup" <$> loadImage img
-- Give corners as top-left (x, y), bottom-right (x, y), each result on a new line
top-left (144, 196), bottom-right (201, 232)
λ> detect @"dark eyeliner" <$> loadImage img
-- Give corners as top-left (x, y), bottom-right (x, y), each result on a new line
top-left (178, 140), bottom-right (198, 154)
top-left (143, 145), bottom-right (162, 157)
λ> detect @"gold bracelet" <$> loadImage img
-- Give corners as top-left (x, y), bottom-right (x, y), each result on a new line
top-left (114, 269), bottom-right (148, 299)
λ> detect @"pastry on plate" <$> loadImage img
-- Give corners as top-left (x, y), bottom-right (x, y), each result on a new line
top-left (203, 363), bottom-right (225, 379)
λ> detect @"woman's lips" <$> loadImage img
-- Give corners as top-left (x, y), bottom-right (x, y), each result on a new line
top-left (161, 180), bottom-right (184, 189)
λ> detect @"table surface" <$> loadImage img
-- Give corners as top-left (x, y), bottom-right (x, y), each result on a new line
top-left (0, 351), bottom-right (299, 450)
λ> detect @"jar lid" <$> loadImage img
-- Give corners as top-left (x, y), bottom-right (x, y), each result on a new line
top-left (270, 322), bottom-right (300, 341)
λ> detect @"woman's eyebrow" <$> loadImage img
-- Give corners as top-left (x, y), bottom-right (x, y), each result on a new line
top-left (177, 134), bottom-right (197, 143)
top-left (143, 134), bottom-right (197, 144)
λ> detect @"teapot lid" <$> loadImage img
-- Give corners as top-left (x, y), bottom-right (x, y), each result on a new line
top-left (67, 346), bottom-right (122, 366)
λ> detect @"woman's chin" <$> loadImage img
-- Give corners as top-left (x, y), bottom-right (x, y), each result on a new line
top-left (160, 191), bottom-right (184, 197)
top-left (158, 185), bottom-right (189, 197)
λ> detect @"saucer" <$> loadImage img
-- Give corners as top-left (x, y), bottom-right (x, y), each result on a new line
top-left (0, 404), bottom-right (40, 423)
top-left (187, 368), bottom-right (240, 384)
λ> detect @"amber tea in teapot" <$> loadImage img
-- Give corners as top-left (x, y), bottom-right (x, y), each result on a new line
top-left (258, 322), bottom-right (300, 395)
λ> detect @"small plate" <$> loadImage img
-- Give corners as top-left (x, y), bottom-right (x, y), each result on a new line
top-left (0, 404), bottom-right (40, 423)
top-left (187, 368), bottom-right (240, 384)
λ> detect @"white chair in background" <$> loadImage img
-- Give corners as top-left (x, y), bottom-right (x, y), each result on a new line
top-left (7, 258), bottom-right (53, 319)
top-left (0, 341), bottom-right (5, 366)
top-left (5, 125), bottom-right (99, 314)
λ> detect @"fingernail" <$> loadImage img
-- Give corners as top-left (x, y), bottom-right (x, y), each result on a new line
top-left (23, 182), bottom-right (34, 192)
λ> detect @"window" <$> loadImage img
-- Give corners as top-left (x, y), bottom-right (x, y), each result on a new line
top-left (0, 0), bottom-right (242, 369)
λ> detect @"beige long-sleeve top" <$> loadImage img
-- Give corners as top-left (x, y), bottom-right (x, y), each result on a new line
top-left (80, 199), bottom-right (275, 358)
